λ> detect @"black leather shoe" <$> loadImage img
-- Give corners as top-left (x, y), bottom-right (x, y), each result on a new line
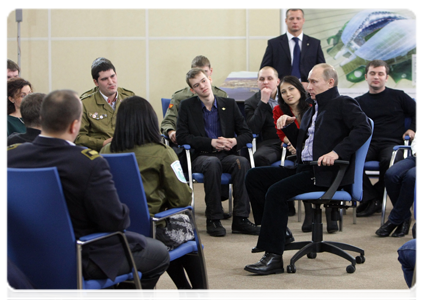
top-left (244, 253), bottom-right (284, 275)
top-left (288, 202), bottom-right (296, 216)
top-left (326, 208), bottom-right (339, 233)
top-left (251, 227), bottom-right (294, 253)
top-left (178, 287), bottom-right (191, 300)
top-left (391, 218), bottom-right (411, 237)
top-left (206, 219), bottom-right (226, 237)
top-left (376, 220), bottom-right (399, 237)
top-left (357, 199), bottom-right (382, 217)
top-left (356, 201), bottom-right (370, 214)
top-left (190, 289), bottom-right (206, 300)
top-left (232, 217), bottom-right (260, 235)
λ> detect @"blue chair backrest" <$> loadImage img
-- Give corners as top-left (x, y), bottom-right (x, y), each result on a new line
top-left (8, 167), bottom-right (78, 289)
top-left (349, 119), bottom-right (374, 201)
top-left (161, 98), bottom-right (171, 117)
top-left (102, 153), bottom-right (152, 237)
top-left (414, 166), bottom-right (420, 224)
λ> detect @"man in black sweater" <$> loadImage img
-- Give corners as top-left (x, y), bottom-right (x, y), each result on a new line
top-left (355, 60), bottom-right (416, 217)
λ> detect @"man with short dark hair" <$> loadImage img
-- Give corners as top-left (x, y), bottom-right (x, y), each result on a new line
top-left (177, 68), bottom-right (259, 237)
top-left (244, 64), bottom-right (371, 275)
top-left (161, 55), bottom-right (228, 145)
top-left (7, 93), bottom-right (45, 145)
top-left (75, 57), bottom-right (135, 151)
top-left (8, 89), bottom-right (169, 289)
top-left (260, 9), bottom-right (325, 88)
top-left (244, 66), bottom-right (282, 167)
top-left (7, 59), bottom-right (20, 79)
top-left (355, 59), bottom-right (416, 217)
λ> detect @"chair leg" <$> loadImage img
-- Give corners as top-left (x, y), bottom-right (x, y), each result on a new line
top-left (228, 184), bottom-right (233, 215)
top-left (381, 188), bottom-right (388, 226)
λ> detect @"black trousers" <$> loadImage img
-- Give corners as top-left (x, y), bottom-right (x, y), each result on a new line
top-left (84, 237), bottom-right (170, 289)
top-left (192, 152), bottom-right (251, 220)
top-left (246, 165), bottom-right (322, 254)
top-left (253, 141), bottom-right (283, 167)
top-left (362, 141), bottom-right (403, 202)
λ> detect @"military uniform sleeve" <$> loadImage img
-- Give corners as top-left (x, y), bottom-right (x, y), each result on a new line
top-left (161, 147), bottom-right (192, 208)
top-left (82, 155), bottom-right (130, 232)
top-left (74, 102), bottom-right (106, 151)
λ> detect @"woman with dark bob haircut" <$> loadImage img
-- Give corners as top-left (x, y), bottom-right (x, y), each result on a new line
top-left (101, 96), bottom-right (204, 289)
top-left (273, 75), bottom-right (338, 234)
top-left (7, 77), bottom-right (32, 136)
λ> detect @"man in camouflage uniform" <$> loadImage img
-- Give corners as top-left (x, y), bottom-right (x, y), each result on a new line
top-left (160, 55), bottom-right (227, 145)
top-left (75, 57), bottom-right (135, 151)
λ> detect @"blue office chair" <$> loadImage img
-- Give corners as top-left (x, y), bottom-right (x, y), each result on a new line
top-left (364, 116), bottom-right (412, 226)
top-left (101, 153), bottom-right (208, 288)
top-left (7, 167), bottom-right (141, 289)
top-left (181, 142), bottom-right (255, 215)
top-left (161, 98), bottom-right (171, 117)
top-left (283, 119), bottom-right (374, 274)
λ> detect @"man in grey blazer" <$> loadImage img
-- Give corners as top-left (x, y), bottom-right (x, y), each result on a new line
top-left (177, 68), bottom-right (259, 237)
top-left (260, 9), bottom-right (325, 87)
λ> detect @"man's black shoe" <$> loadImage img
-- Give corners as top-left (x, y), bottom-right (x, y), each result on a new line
top-left (376, 220), bottom-right (399, 237)
top-left (356, 201), bottom-right (370, 213)
top-left (232, 217), bottom-right (260, 235)
top-left (357, 199), bottom-right (382, 217)
top-left (206, 219), bottom-right (226, 237)
top-left (391, 218), bottom-right (411, 237)
top-left (244, 252), bottom-right (284, 275)
top-left (251, 227), bottom-right (294, 253)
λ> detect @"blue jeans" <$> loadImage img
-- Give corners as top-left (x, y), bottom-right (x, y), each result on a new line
top-left (397, 239), bottom-right (416, 288)
top-left (385, 156), bottom-right (416, 224)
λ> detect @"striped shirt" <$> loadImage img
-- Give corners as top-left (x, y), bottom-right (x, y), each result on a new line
top-left (301, 101), bottom-right (317, 162)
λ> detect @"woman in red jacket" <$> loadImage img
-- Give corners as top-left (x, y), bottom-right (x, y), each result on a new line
top-left (273, 75), bottom-right (310, 156)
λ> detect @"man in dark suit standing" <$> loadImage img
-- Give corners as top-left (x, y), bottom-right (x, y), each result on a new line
top-left (8, 89), bottom-right (170, 288)
top-left (244, 64), bottom-right (371, 275)
top-left (177, 68), bottom-right (259, 237)
top-left (260, 9), bottom-right (325, 87)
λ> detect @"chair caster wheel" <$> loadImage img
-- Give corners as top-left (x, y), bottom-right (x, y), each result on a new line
top-left (356, 255), bottom-right (365, 264)
top-left (307, 252), bottom-right (317, 259)
top-left (346, 264), bottom-right (356, 273)
top-left (287, 264), bottom-right (296, 273)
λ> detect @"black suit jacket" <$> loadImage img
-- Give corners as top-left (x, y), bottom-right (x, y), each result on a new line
top-left (7, 136), bottom-right (146, 280)
top-left (260, 33), bottom-right (325, 81)
top-left (244, 91), bottom-right (279, 145)
top-left (176, 96), bottom-right (252, 160)
top-left (283, 87), bottom-right (372, 187)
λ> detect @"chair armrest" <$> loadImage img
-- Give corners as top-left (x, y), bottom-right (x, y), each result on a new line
top-left (152, 206), bottom-right (193, 222)
top-left (308, 160), bottom-right (349, 200)
top-left (78, 231), bottom-right (125, 244)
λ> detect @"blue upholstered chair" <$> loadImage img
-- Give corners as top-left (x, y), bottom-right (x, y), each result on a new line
top-left (101, 153), bottom-right (208, 288)
top-left (283, 119), bottom-right (374, 274)
top-left (7, 167), bottom-right (141, 289)
top-left (181, 142), bottom-right (254, 215)
top-left (161, 98), bottom-right (171, 117)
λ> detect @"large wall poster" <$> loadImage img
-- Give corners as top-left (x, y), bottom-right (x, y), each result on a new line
top-left (307, 9), bottom-right (416, 97)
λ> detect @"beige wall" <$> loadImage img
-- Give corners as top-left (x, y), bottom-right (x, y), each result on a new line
top-left (7, 8), bottom-right (280, 122)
